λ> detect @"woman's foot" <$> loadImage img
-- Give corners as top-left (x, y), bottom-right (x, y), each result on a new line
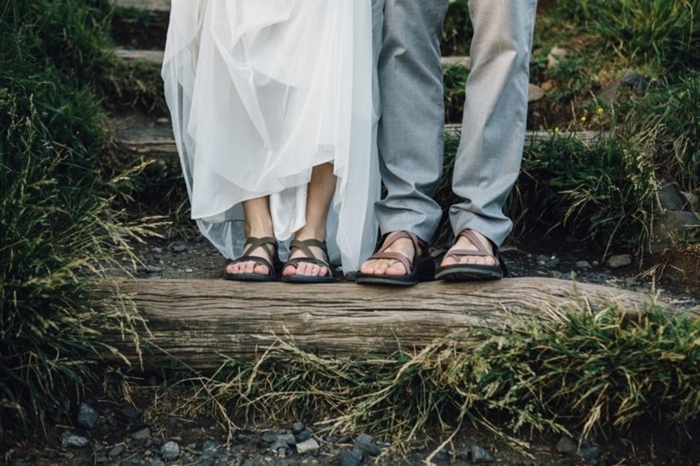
top-left (224, 237), bottom-right (280, 281)
top-left (281, 238), bottom-right (334, 283)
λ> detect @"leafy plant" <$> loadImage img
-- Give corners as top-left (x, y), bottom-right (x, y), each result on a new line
top-left (0, 0), bottom-right (145, 443)
top-left (549, 0), bottom-right (699, 74)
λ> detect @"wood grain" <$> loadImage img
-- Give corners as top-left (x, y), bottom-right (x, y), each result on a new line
top-left (102, 277), bottom-right (655, 369)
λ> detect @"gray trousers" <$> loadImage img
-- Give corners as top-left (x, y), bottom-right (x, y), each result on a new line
top-left (373, 0), bottom-right (537, 247)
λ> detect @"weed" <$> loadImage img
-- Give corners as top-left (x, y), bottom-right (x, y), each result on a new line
top-left (161, 303), bottom-right (700, 450)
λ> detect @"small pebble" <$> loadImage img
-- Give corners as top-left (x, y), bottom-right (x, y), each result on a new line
top-left (296, 438), bottom-right (320, 455)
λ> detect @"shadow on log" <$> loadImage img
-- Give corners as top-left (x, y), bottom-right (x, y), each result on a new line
top-left (102, 277), bottom-right (658, 370)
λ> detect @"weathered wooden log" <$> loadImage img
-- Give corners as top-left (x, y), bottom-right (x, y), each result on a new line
top-left (115, 49), bottom-right (164, 66)
top-left (113, 0), bottom-right (170, 12)
top-left (103, 277), bottom-right (656, 369)
top-left (112, 116), bottom-right (598, 162)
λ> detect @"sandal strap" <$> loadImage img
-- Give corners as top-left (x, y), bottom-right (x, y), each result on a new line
top-left (364, 231), bottom-right (428, 272)
top-left (229, 236), bottom-right (279, 271)
top-left (444, 229), bottom-right (499, 264)
top-left (285, 239), bottom-right (331, 270)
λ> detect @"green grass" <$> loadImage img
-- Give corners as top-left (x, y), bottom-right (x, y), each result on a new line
top-left (549, 0), bottom-right (699, 74)
top-left (158, 304), bottom-right (700, 451)
top-left (0, 0), bottom-right (148, 443)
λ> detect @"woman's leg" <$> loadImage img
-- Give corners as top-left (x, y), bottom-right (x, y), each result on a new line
top-left (225, 196), bottom-right (275, 276)
top-left (282, 163), bottom-right (337, 277)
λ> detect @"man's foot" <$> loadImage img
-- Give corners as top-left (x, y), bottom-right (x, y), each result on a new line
top-left (281, 238), bottom-right (334, 283)
top-left (224, 237), bottom-right (280, 282)
top-left (439, 230), bottom-right (497, 268)
top-left (359, 231), bottom-right (422, 276)
top-left (435, 229), bottom-right (505, 281)
top-left (355, 231), bottom-right (434, 286)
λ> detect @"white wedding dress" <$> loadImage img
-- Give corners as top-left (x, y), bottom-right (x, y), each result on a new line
top-left (162, 0), bottom-right (380, 272)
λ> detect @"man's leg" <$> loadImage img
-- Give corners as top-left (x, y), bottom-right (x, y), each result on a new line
top-left (361, 0), bottom-right (448, 276)
top-left (443, 0), bottom-right (537, 267)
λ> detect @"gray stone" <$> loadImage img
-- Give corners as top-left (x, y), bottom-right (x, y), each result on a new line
top-left (277, 433), bottom-right (297, 446)
top-left (108, 444), bottom-right (126, 457)
top-left (528, 84), bottom-right (546, 103)
top-left (555, 435), bottom-right (578, 454)
top-left (354, 434), bottom-right (381, 457)
top-left (433, 449), bottom-right (451, 462)
top-left (339, 448), bottom-right (364, 466)
top-left (161, 441), bottom-right (180, 460)
top-left (596, 82), bottom-right (620, 103)
top-left (295, 438), bottom-right (320, 455)
top-left (60, 431), bottom-right (89, 448)
top-left (651, 211), bottom-right (700, 253)
top-left (295, 430), bottom-right (312, 443)
top-left (78, 403), bottom-right (99, 429)
top-left (291, 422), bottom-right (305, 435)
top-left (575, 260), bottom-right (591, 269)
top-left (171, 244), bottom-right (188, 253)
top-left (271, 440), bottom-right (292, 452)
top-left (621, 69), bottom-right (651, 93)
top-left (606, 254), bottom-right (633, 269)
top-left (130, 427), bottom-right (151, 440)
top-left (470, 444), bottom-right (496, 463)
top-left (262, 432), bottom-right (279, 443)
top-left (119, 405), bottom-right (139, 420)
top-left (202, 440), bottom-right (218, 454)
top-left (681, 191), bottom-right (700, 212)
top-left (576, 446), bottom-right (602, 461)
top-left (150, 459), bottom-right (166, 466)
top-left (658, 181), bottom-right (688, 211)
top-left (456, 446), bottom-right (471, 460)
top-left (547, 46), bottom-right (568, 68)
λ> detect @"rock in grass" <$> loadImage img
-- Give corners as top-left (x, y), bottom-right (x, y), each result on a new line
top-left (606, 254), bottom-right (632, 269)
top-left (295, 430), bottom-right (312, 443)
top-left (291, 422), bottom-right (305, 435)
top-left (576, 446), bottom-right (602, 461)
top-left (339, 448), bottom-right (364, 466)
top-left (60, 431), bottom-right (89, 448)
top-left (555, 436), bottom-right (578, 454)
top-left (130, 427), bottom-right (151, 440)
top-left (456, 446), bottom-right (471, 460)
top-left (295, 438), bottom-right (320, 455)
top-left (277, 433), bottom-right (296, 446)
top-left (354, 434), bottom-right (381, 457)
top-left (470, 444), bottom-right (496, 463)
top-left (78, 403), bottom-right (99, 429)
top-left (161, 441), bottom-right (180, 460)
top-left (108, 444), bottom-right (125, 457)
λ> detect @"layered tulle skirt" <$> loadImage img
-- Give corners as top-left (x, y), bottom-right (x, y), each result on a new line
top-left (162, 0), bottom-right (379, 272)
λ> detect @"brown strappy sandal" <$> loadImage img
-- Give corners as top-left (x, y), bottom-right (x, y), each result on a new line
top-left (280, 239), bottom-right (335, 284)
top-left (355, 231), bottom-right (435, 286)
top-left (435, 229), bottom-right (508, 281)
top-left (223, 236), bottom-right (281, 282)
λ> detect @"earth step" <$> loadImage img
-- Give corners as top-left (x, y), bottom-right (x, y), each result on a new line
top-left (112, 0), bottom-right (462, 14)
top-left (113, 0), bottom-right (170, 12)
top-left (99, 277), bottom-right (653, 368)
top-left (116, 49), bottom-right (472, 70)
top-left (113, 116), bottom-right (602, 160)
top-left (446, 125), bottom-right (603, 144)
top-left (110, 116), bottom-right (178, 159)
top-left (115, 49), bottom-right (164, 66)
top-left (115, 49), bottom-right (545, 105)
